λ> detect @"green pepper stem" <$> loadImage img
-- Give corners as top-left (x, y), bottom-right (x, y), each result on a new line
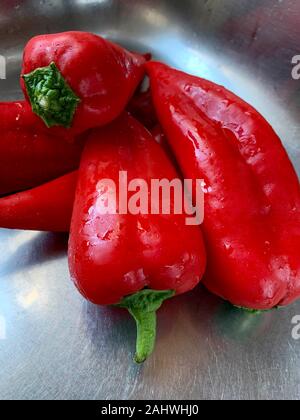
top-left (117, 289), bottom-right (175, 363)
top-left (23, 62), bottom-right (80, 128)
top-left (234, 305), bottom-right (279, 314)
top-left (128, 307), bottom-right (157, 363)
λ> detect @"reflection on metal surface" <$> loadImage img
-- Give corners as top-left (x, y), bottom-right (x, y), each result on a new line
top-left (141, 8), bottom-right (169, 27)
top-left (214, 302), bottom-right (274, 342)
top-left (0, 316), bottom-right (6, 340)
top-left (7, 231), bottom-right (40, 254)
top-left (0, 0), bottom-right (299, 400)
top-left (17, 289), bottom-right (39, 310)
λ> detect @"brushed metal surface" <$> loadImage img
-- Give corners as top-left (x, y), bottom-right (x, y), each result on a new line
top-left (0, 0), bottom-right (300, 400)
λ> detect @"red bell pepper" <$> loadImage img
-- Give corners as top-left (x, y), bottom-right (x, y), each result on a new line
top-left (21, 31), bottom-right (146, 136)
top-left (147, 62), bottom-right (300, 310)
top-left (0, 171), bottom-right (77, 232)
top-left (68, 113), bottom-right (206, 362)
top-left (0, 101), bottom-right (83, 196)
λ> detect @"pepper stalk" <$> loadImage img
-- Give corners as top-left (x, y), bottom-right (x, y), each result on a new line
top-left (117, 289), bottom-right (175, 363)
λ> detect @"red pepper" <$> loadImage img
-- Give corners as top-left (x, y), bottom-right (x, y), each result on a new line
top-left (0, 171), bottom-right (77, 232)
top-left (127, 88), bottom-right (158, 129)
top-left (147, 62), bottom-right (300, 310)
top-left (0, 101), bottom-right (83, 196)
top-left (68, 113), bottom-right (206, 362)
top-left (21, 31), bottom-right (146, 136)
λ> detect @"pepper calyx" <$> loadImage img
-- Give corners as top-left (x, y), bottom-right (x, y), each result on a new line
top-left (23, 62), bottom-right (80, 128)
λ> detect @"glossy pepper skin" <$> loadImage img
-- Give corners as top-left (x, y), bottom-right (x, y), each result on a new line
top-left (21, 31), bottom-right (146, 136)
top-left (68, 113), bottom-right (206, 362)
top-left (0, 101), bottom-right (83, 196)
top-left (147, 62), bottom-right (300, 310)
top-left (0, 171), bottom-right (77, 232)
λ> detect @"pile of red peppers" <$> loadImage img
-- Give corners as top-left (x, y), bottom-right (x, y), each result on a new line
top-left (1, 31), bottom-right (299, 363)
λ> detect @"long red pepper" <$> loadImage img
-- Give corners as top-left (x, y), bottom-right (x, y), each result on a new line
top-left (68, 113), bottom-right (206, 362)
top-left (21, 31), bottom-right (146, 136)
top-left (147, 62), bottom-right (300, 310)
top-left (0, 171), bottom-right (77, 232)
top-left (0, 101), bottom-right (83, 196)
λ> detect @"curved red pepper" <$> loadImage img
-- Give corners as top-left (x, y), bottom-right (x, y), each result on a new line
top-left (68, 113), bottom-right (206, 362)
top-left (147, 62), bottom-right (300, 310)
top-left (21, 32), bottom-right (146, 136)
top-left (0, 101), bottom-right (83, 196)
top-left (0, 171), bottom-right (77, 232)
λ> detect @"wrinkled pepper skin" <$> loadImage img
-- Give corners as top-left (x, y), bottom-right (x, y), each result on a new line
top-left (21, 32), bottom-right (146, 136)
top-left (147, 62), bottom-right (300, 310)
top-left (0, 171), bottom-right (77, 232)
top-left (68, 113), bottom-right (206, 361)
top-left (0, 101), bottom-right (83, 196)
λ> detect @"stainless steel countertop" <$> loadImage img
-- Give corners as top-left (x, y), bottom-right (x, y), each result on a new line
top-left (0, 0), bottom-right (299, 400)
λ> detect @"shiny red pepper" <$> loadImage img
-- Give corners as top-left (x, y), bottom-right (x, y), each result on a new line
top-left (21, 32), bottom-right (146, 136)
top-left (68, 113), bottom-right (206, 362)
top-left (147, 62), bottom-right (300, 310)
top-left (0, 171), bottom-right (77, 232)
top-left (0, 101), bottom-right (83, 196)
